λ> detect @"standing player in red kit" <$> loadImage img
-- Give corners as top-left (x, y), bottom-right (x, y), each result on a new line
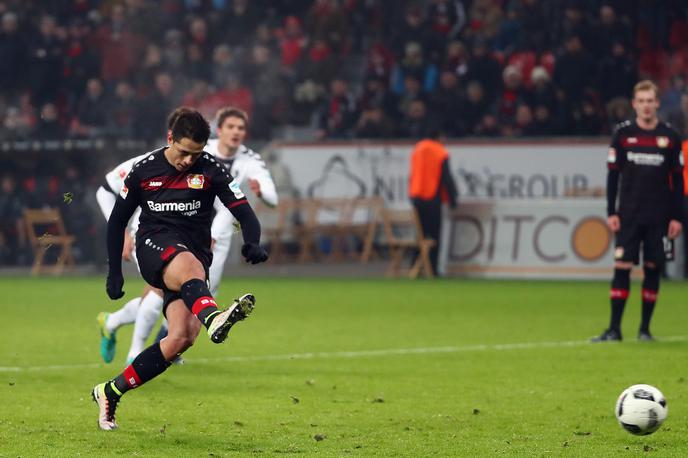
top-left (593, 80), bottom-right (684, 342)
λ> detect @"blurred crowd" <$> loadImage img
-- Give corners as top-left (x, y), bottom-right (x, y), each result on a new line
top-left (0, 0), bottom-right (686, 143)
top-left (2, 0), bottom-right (688, 267)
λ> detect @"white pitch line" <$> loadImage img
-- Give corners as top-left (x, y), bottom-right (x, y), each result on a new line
top-left (1, 336), bottom-right (686, 373)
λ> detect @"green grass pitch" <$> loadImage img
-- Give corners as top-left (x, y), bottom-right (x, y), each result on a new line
top-left (1, 276), bottom-right (688, 457)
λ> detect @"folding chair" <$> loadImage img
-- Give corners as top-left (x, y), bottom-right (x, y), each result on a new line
top-left (23, 208), bottom-right (76, 275)
top-left (380, 207), bottom-right (436, 279)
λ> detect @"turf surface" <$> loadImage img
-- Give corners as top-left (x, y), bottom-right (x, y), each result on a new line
top-left (1, 276), bottom-right (687, 457)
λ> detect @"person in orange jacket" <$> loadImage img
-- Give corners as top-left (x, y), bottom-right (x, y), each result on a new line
top-left (682, 139), bottom-right (688, 277)
top-left (408, 133), bottom-right (458, 275)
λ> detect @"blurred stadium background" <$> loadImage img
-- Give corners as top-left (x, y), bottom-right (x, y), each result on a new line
top-left (4, 1), bottom-right (688, 456)
top-left (1, 0), bottom-right (687, 276)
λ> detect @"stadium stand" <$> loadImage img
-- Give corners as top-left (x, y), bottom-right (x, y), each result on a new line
top-left (1, 0), bottom-right (687, 267)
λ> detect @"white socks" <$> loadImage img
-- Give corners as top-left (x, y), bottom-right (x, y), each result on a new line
top-left (105, 297), bottom-right (141, 333)
top-left (126, 290), bottom-right (164, 361)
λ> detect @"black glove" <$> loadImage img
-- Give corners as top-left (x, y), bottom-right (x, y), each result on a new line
top-left (241, 243), bottom-right (268, 264)
top-left (106, 272), bottom-right (125, 299)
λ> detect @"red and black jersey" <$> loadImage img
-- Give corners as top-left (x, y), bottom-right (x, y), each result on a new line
top-left (107, 147), bottom-right (260, 272)
top-left (607, 120), bottom-right (684, 223)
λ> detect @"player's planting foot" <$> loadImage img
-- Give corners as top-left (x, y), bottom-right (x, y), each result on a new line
top-left (92, 383), bottom-right (119, 431)
top-left (637, 331), bottom-right (656, 341)
top-left (590, 328), bottom-right (622, 343)
top-left (97, 312), bottom-right (117, 363)
top-left (207, 293), bottom-right (255, 344)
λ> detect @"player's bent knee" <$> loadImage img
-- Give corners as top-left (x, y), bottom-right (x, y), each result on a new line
top-left (644, 262), bottom-right (657, 269)
top-left (614, 262), bottom-right (633, 270)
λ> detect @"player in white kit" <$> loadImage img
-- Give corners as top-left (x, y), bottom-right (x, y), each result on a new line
top-left (206, 107), bottom-right (278, 296)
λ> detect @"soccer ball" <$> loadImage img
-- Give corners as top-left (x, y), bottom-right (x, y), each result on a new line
top-left (615, 384), bottom-right (667, 435)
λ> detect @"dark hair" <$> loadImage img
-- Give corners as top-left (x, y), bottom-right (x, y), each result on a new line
top-left (216, 106), bottom-right (249, 129)
top-left (167, 106), bottom-right (194, 130)
top-left (170, 108), bottom-right (210, 144)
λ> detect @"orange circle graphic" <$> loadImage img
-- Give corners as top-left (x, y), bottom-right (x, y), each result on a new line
top-left (571, 217), bottom-right (611, 262)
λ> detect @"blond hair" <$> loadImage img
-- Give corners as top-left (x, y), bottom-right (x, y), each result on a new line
top-left (633, 80), bottom-right (659, 98)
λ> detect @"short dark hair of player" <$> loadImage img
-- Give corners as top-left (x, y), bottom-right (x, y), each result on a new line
top-left (170, 109), bottom-right (211, 144)
top-left (216, 107), bottom-right (249, 128)
top-left (633, 80), bottom-right (659, 99)
top-left (167, 106), bottom-right (195, 130)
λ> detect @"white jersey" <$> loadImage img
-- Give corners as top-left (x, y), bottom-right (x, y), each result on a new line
top-left (206, 140), bottom-right (278, 240)
top-left (97, 152), bottom-right (150, 232)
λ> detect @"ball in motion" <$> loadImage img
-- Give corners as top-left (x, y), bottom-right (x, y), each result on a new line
top-left (615, 384), bottom-right (667, 435)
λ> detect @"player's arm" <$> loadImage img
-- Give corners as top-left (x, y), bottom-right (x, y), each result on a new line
top-left (248, 158), bottom-right (279, 207)
top-left (667, 134), bottom-right (684, 239)
top-left (212, 165), bottom-right (267, 264)
top-left (440, 157), bottom-right (458, 208)
top-left (606, 131), bottom-right (624, 232)
top-left (106, 172), bottom-right (141, 298)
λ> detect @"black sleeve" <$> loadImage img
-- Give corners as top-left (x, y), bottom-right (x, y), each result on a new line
top-left (670, 170), bottom-right (684, 221)
top-left (440, 158), bottom-right (458, 208)
top-left (606, 168), bottom-right (620, 217)
top-left (106, 173), bottom-right (140, 275)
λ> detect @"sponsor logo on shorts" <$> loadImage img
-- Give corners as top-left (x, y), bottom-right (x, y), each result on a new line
top-left (120, 185), bottom-right (129, 199)
top-left (607, 148), bottom-right (616, 163)
top-left (187, 174), bottom-right (205, 189)
top-left (147, 200), bottom-right (201, 212)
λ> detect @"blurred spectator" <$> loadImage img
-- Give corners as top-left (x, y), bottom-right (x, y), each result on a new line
top-left (135, 44), bottom-right (164, 91)
top-left (659, 75), bottom-right (686, 120)
top-left (365, 42), bottom-right (394, 82)
top-left (391, 42), bottom-right (438, 95)
top-left (243, 44), bottom-right (288, 138)
top-left (441, 40), bottom-right (469, 81)
top-left (207, 74), bottom-right (254, 117)
top-left (430, 70), bottom-right (463, 137)
top-left (591, 4), bottom-right (632, 57)
top-left (606, 96), bottom-right (633, 130)
top-left (464, 0), bottom-right (503, 42)
top-left (0, 107), bottom-right (31, 140)
top-left (508, 104), bottom-right (537, 137)
top-left (357, 76), bottom-right (399, 120)
top-left (62, 18), bottom-right (100, 108)
top-left (598, 41), bottom-right (637, 103)
top-left (187, 16), bottom-right (212, 61)
top-left (136, 72), bottom-right (178, 140)
top-left (354, 105), bottom-right (396, 139)
top-left (71, 78), bottom-right (108, 137)
top-left (186, 43), bottom-right (213, 83)
top-left (211, 44), bottom-right (239, 89)
top-left (526, 66), bottom-right (556, 114)
top-left (34, 102), bottom-right (64, 139)
top-left (279, 15), bottom-right (307, 70)
top-left (0, 174), bottom-right (28, 266)
top-left (462, 80), bottom-right (491, 135)
top-left (517, 0), bottom-right (548, 52)
top-left (492, 6), bottom-right (522, 56)
top-left (497, 65), bottom-right (527, 127)
top-left (464, 38), bottom-right (502, 102)
top-left (0, 12), bottom-right (26, 94)
top-left (552, 3), bottom-right (591, 49)
top-left (125, 0), bottom-right (161, 41)
top-left (668, 93), bottom-right (688, 138)
top-left (160, 29), bottom-right (186, 74)
top-left (221, 0), bottom-right (260, 48)
top-left (553, 35), bottom-right (596, 133)
top-left (305, 0), bottom-right (349, 52)
top-left (399, 99), bottom-right (433, 139)
top-left (94, 4), bottom-right (143, 82)
top-left (317, 77), bottom-right (356, 138)
top-left (396, 75), bottom-right (427, 119)
top-left (107, 80), bottom-right (138, 137)
top-left (26, 15), bottom-right (64, 105)
top-left (531, 105), bottom-right (557, 136)
top-left (300, 37), bottom-right (337, 85)
top-left (391, 6), bottom-right (431, 59)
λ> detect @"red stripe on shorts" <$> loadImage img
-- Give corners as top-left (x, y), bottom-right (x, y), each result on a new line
top-left (642, 289), bottom-right (658, 302)
top-left (160, 246), bottom-right (177, 261)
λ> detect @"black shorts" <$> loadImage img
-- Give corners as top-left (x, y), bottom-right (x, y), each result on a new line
top-left (136, 231), bottom-right (209, 316)
top-left (614, 220), bottom-right (667, 265)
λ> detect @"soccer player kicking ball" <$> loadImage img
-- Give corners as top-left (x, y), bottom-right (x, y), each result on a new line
top-left (592, 80), bottom-right (684, 342)
top-left (92, 109), bottom-right (268, 430)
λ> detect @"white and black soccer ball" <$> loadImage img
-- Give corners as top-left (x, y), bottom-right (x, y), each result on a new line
top-left (615, 384), bottom-right (667, 435)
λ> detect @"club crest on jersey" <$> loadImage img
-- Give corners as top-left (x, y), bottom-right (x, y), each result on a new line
top-left (120, 185), bottom-right (129, 199)
top-left (186, 174), bottom-right (204, 189)
top-left (656, 136), bottom-right (669, 148)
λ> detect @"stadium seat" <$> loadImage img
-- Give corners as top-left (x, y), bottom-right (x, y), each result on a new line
top-left (379, 207), bottom-right (436, 279)
top-left (23, 208), bottom-right (76, 275)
